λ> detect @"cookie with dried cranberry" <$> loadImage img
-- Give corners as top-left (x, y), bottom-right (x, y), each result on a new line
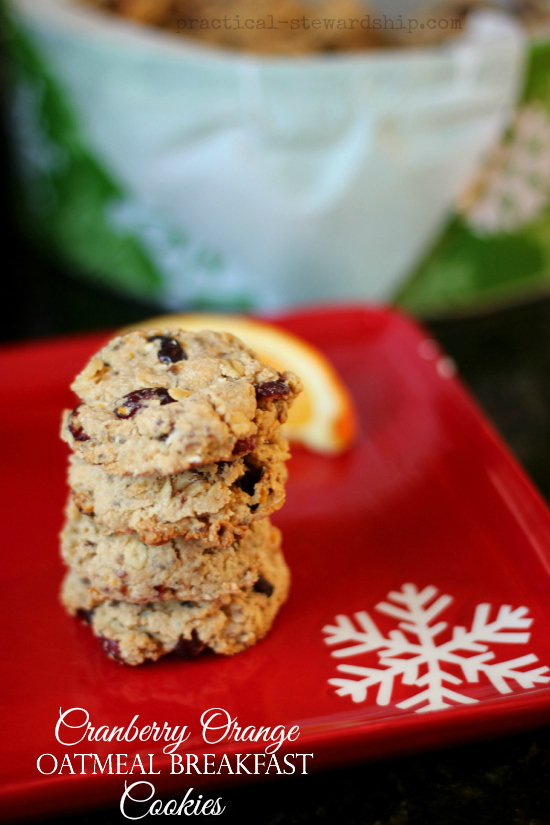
top-left (61, 504), bottom-right (282, 605)
top-left (68, 436), bottom-right (289, 547)
top-left (61, 541), bottom-right (290, 665)
top-left (61, 329), bottom-right (301, 476)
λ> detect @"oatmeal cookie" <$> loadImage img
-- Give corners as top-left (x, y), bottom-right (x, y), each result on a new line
top-left (61, 329), bottom-right (301, 476)
top-left (61, 544), bottom-right (290, 665)
top-left (61, 504), bottom-right (282, 605)
top-left (68, 437), bottom-right (289, 546)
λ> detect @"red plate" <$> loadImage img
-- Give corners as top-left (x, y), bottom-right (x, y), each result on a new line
top-left (2, 307), bottom-right (550, 822)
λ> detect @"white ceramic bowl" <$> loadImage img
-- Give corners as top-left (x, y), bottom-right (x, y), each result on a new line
top-left (5, 0), bottom-right (525, 309)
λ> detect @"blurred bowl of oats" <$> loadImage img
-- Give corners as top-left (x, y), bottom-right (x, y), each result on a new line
top-left (1, 0), bottom-right (525, 311)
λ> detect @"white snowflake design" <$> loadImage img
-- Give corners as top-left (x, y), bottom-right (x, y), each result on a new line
top-left (323, 584), bottom-right (550, 713)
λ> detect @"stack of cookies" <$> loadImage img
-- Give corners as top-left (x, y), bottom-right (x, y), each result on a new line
top-left (60, 329), bottom-right (301, 665)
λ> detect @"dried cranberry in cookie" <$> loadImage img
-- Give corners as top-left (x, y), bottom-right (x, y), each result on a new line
top-left (67, 437), bottom-right (289, 546)
top-left (173, 630), bottom-right (206, 660)
top-left (149, 335), bottom-right (187, 364)
top-left (253, 574), bottom-right (274, 597)
top-left (99, 636), bottom-right (123, 662)
top-left (114, 387), bottom-right (177, 419)
top-left (61, 504), bottom-right (282, 606)
top-left (67, 405), bottom-right (90, 442)
top-left (61, 329), bottom-right (301, 476)
top-left (255, 379), bottom-right (291, 400)
top-left (61, 539), bottom-right (291, 666)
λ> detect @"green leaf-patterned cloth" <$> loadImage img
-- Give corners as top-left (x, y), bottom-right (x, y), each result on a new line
top-left (396, 40), bottom-right (550, 317)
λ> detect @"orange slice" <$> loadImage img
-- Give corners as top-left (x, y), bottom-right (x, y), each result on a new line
top-left (124, 313), bottom-right (357, 454)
